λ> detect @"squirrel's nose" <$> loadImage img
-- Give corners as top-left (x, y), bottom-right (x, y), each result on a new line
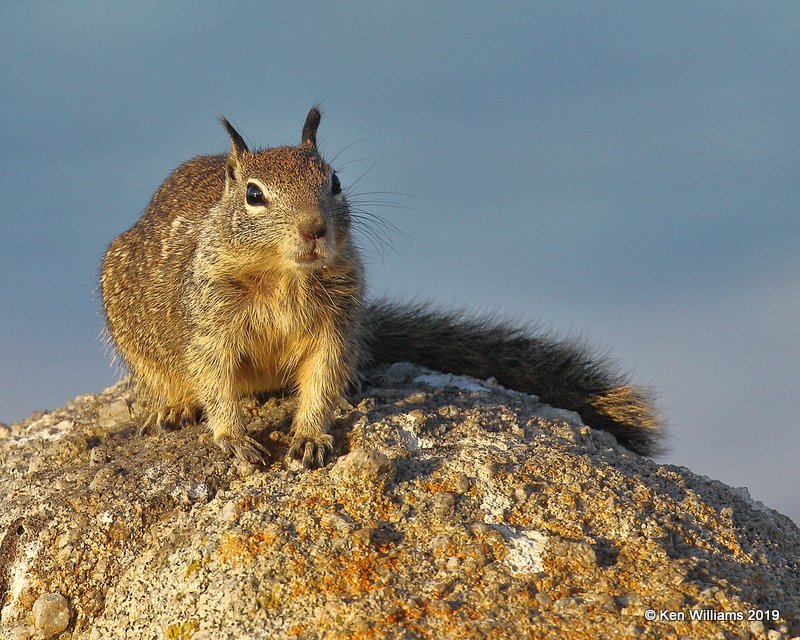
top-left (299, 221), bottom-right (327, 241)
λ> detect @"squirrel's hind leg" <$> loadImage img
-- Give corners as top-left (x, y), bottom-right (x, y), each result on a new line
top-left (132, 370), bottom-right (202, 435)
top-left (136, 395), bottom-right (202, 435)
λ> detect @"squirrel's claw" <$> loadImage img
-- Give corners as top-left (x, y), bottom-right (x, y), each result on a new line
top-left (288, 433), bottom-right (334, 468)
top-left (216, 434), bottom-right (269, 466)
top-left (138, 414), bottom-right (167, 436)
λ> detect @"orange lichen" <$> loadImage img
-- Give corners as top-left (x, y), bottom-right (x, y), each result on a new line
top-left (316, 547), bottom-right (400, 597)
top-left (215, 529), bottom-right (276, 564)
top-left (419, 478), bottom-right (456, 495)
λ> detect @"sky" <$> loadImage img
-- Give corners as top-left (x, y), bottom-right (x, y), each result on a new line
top-left (1, 3), bottom-right (798, 523)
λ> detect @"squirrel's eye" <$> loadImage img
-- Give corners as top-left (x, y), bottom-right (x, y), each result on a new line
top-left (246, 183), bottom-right (266, 206)
top-left (331, 172), bottom-right (342, 196)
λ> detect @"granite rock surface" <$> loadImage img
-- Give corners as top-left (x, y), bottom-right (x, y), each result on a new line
top-left (0, 365), bottom-right (798, 639)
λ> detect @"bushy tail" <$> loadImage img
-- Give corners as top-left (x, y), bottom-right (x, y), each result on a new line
top-left (363, 300), bottom-right (663, 456)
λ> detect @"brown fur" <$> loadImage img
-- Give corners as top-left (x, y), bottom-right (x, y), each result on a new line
top-left (101, 108), bottom-right (662, 468)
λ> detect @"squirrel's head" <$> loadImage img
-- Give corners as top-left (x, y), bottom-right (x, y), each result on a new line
top-left (217, 107), bottom-right (351, 273)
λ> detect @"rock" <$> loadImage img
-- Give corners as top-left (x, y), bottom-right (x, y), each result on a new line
top-left (96, 398), bottom-right (131, 431)
top-left (31, 593), bottom-right (70, 638)
top-left (329, 447), bottom-right (396, 486)
top-left (431, 490), bottom-right (456, 514)
top-left (6, 621), bottom-right (34, 640)
top-left (0, 367), bottom-right (798, 638)
top-left (384, 361), bottom-right (416, 383)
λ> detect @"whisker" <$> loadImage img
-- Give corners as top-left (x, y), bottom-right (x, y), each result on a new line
top-left (335, 158), bottom-right (370, 171)
top-left (349, 201), bottom-right (411, 211)
top-left (347, 190), bottom-right (415, 198)
top-left (350, 209), bottom-right (409, 234)
top-left (329, 136), bottom-right (373, 165)
top-left (348, 151), bottom-right (387, 190)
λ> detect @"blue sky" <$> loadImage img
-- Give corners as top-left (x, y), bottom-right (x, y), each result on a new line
top-left (1, 2), bottom-right (798, 522)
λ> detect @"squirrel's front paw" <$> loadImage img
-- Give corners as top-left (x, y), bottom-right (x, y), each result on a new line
top-left (215, 433), bottom-right (269, 465)
top-left (288, 433), bottom-right (334, 468)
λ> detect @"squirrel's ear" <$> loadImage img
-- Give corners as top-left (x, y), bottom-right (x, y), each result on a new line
top-left (301, 107), bottom-right (321, 149)
top-left (220, 117), bottom-right (248, 155)
top-left (220, 117), bottom-right (248, 182)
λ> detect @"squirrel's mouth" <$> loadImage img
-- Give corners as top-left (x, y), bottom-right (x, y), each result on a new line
top-left (291, 234), bottom-right (335, 270)
top-left (295, 249), bottom-right (320, 264)
top-left (292, 248), bottom-right (328, 270)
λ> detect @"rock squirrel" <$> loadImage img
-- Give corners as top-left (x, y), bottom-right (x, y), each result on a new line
top-left (100, 107), bottom-right (662, 467)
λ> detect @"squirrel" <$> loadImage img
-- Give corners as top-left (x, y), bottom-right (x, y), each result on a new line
top-left (100, 107), bottom-right (662, 468)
